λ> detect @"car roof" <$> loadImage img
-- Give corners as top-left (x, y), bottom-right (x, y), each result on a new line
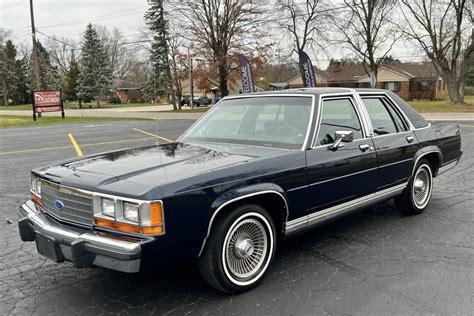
top-left (224, 87), bottom-right (390, 98)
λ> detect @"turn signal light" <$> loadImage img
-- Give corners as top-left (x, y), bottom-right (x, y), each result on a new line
top-left (31, 193), bottom-right (43, 206)
top-left (150, 201), bottom-right (163, 225)
top-left (94, 218), bottom-right (140, 233)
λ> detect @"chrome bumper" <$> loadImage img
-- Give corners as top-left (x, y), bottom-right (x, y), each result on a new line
top-left (18, 200), bottom-right (141, 273)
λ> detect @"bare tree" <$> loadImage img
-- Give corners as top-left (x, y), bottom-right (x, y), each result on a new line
top-left (169, 0), bottom-right (270, 97)
top-left (167, 20), bottom-right (186, 110)
top-left (278, 0), bottom-right (327, 81)
top-left (45, 37), bottom-right (77, 77)
top-left (333, 0), bottom-right (401, 83)
top-left (399, 0), bottom-right (473, 104)
top-left (96, 26), bottom-right (135, 80)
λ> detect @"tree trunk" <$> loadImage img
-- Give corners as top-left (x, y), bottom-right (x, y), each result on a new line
top-left (3, 81), bottom-right (8, 107)
top-left (218, 61), bottom-right (229, 98)
top-left (444, 73), bottom-right (464, 104)
top-left (96, 97), bottom-right (101, 108)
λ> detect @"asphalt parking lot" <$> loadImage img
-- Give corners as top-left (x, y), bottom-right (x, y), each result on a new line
top-left (1, 120), bottom-right (473, 315)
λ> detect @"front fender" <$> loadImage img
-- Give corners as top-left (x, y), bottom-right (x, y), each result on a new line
top-left (198, 183), bottom-right (289, 257)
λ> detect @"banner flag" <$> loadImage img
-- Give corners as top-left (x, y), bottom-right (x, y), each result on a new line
top-left (239, 55), bottom-right (256, 93)
top-left (298, 50), bottom-right (317, 87)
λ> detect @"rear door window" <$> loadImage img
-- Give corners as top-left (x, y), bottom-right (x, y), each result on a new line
top-left (362, 98), bottom-right (408, 135)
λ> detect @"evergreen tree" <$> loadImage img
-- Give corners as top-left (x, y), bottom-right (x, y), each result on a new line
top-left (30, 40), bottom-right (60, 90)
top-left (14, 57), bottom-right (30, 104)
top-left (64, 54), bottom-right (80, 102)
top-left (145, 0), bottom-right (172, 104)
top-left (77, 23), bottom-right (111, 107)
top-left (0, 40), bottom-right (17, 106)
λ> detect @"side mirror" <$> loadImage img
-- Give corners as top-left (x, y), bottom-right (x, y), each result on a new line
top-left (329, 130), bottom-right (353, 151)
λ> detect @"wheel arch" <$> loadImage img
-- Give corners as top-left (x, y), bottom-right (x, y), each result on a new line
top-left (198, 183), bottom-right (289, 257)
top-left (412, 146), bottom-right (443, 177)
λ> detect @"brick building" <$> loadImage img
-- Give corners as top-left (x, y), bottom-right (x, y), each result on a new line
top-left (288, 62), bottom-right (448, 101)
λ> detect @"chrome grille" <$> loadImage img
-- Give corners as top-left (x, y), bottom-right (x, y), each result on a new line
top-left (41, 181), bottom-right (93, 225)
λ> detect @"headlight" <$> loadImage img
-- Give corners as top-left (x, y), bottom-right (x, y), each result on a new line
top-left (93, 195), bottom-right (165, 235)
top-left (101, 198), bottom-right (115, 218)
top-left (123, 202), bottom-right (139, 223)
top-left (30, 176), bottom-right (42, 197)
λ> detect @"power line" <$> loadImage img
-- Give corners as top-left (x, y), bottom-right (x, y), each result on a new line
top-left (2, 0), bottom-right (24, 10)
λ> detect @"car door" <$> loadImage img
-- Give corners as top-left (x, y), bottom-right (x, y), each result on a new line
top-left (360, 95), bottom-right (419, 190)
top-left (305, 96), bottom-right (378, 214)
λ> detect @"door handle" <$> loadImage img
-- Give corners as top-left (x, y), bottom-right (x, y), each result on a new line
top-left (406, 136), bottom-right (414, 143)
top-left (359, 144), bottom-right (373, 152)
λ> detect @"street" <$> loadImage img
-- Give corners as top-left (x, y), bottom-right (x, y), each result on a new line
top-left (1, 120), bottom-right (473, 315)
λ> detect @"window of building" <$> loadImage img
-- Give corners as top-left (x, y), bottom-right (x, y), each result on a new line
top-left (315, 98), bottom-right (363, 146)
top-left (382, 81), bottom-right (401, 92)
top-left (416, 80), bottom-right (432, 91)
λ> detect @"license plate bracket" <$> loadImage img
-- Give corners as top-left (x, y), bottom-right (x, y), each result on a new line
top-left (35, 233), bottom-right (64, 262)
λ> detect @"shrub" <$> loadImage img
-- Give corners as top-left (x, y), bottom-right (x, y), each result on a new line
top-left (109, 95), bottom-right (122, 104)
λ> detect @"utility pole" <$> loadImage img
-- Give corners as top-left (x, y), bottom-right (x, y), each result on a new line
top-left (188, 47), bottom-right (194, 110)
top-left (29, 0), bottom-right (41, 116)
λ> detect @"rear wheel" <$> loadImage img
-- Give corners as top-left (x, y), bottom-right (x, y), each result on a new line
top-left (198, 204), bottom-right (276, 294)
top-left (395, 159), bottom-right (433, 215)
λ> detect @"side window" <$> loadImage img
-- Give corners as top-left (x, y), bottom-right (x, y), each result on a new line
top-left (315, 98), bottom-right (363, 146)
top-left (362, 98), bottom-right (407, 135)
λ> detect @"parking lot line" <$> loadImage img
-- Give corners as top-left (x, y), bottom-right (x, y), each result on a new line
top-left (0, 137), bottom-right (155, 156)
top-left (459, 124), bottom-right (474, 128)
top-left (133, 128), bottom-right (173, 142)
top-left (68, 133), bottom-right (84, 157)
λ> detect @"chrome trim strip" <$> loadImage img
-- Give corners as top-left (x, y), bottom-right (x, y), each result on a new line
top-left (198, 190), bottom-right (289, 257)
top-left (287, 185), bottom-right (309, 193)
top-left (437, 159), bottom-right (459, 175)
top-left (176, 94), bottom-right (317, 151)
top-left (284, 183), bottom-right (407, 235)
top-left (309, 166), bottom-right (378, 187)
top-left (378, 158), bottom-right (413, 169)
top-left (349, 88), bottom-right (374, 137)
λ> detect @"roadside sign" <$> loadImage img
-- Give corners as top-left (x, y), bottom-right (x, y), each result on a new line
top-left (32, 90), bottom-right (65, 121)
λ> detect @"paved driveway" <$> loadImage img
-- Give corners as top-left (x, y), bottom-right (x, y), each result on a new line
top-left (0, 120), bottom-right (473, 315)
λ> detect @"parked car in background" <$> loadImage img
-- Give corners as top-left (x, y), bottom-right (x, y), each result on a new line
top-left (18, 88), bottom-right (462, 294)
top-left (181, 95), bottom-right (212, 107)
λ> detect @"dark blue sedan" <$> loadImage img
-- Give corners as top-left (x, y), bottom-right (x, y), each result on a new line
top-left (19, 88), bottom-right (462, 293)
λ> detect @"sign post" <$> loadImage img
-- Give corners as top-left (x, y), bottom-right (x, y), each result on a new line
top-left (32, 90), bottom-right (64, 121)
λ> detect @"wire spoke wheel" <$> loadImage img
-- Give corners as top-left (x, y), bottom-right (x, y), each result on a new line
top-left (225, 218), bottom-right (268, 279)
top-left (412, 164), bottom-right (432, 209)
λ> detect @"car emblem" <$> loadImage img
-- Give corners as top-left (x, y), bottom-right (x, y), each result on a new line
top-left (54, 200), bottom-right (64, 210)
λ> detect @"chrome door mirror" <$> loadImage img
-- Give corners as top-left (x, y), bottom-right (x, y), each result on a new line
top-left (330, 130), bottom-right (353, 151)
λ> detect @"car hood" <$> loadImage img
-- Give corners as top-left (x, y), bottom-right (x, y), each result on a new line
top-left (34, 142), bottom-right (286, 199)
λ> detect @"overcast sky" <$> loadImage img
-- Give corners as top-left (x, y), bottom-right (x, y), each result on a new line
top-left (0, 0), bottom-right (422, 68)
top-left (0, 0), bottom-right (148, 44)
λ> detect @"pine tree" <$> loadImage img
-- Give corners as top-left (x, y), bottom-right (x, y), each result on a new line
top-left (0, 40), bottom-right (17, 106)
top-left (64, 54), bottom-right (80, 102)
top-left (30, 40), bottom-right (60, 90)
top-left (14, 57), bottom-right (29, 104)
top-left (145, 0), bottom-right (172, 104)
top-left (77, 23), bottom-right (111, 107)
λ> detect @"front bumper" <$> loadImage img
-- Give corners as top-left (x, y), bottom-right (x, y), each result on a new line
top-left (18, 200), bottom-right (142, 273)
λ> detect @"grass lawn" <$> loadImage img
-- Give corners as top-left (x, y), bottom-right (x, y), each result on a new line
top-left (408, 96), bottom-right (474, 113)
top-left (166, 107), bottom-right (210, 113)
top-left (0, 115), bottom-right (149, 128)
top-left (0, 102), bottom-right (166, 111)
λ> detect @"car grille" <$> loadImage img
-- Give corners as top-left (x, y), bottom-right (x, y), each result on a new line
top-left (41, 181), bottom-right (93, 226)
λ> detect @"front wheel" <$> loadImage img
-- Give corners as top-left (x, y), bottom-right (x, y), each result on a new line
top-left (198, 204), bottom-right (276, 294)
top-left (395, 159), bottom-right (433, 215)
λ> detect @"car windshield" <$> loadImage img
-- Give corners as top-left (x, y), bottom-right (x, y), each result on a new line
top-left (180, 96), bottom-right (313, 149)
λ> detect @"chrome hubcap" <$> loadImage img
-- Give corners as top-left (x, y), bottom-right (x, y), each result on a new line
top-left (413, 166), bottom-right (431, 208)
top-left (225, 218), bottom-right (268, 279)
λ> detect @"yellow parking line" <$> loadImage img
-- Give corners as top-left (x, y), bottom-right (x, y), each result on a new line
top-left (68, 133), bottom-right (84, 157)
top-left (0, 137), bottom-right (155, 156)
top-left (133, 128), bottom-right (173, 142)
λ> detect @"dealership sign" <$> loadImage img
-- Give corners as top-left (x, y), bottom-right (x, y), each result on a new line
top-left (32, 90), bottom-right (65, 120)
